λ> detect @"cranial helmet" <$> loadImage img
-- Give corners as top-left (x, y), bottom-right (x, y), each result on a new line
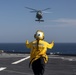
top-left (34, 30), bottom-right (44, 40)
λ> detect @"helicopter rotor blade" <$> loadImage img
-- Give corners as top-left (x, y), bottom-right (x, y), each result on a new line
top-left (42, 8), bottom-right (51, 11)
top-left (43, 11), bottom-right (52, 13)
top-left (30, 11), bottom-right (37, 13)
top-left (25, 7), bottom-right (37, 11)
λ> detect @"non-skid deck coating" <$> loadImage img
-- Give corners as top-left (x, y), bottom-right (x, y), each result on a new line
top-left (0, 53), bottom-right (76, 75)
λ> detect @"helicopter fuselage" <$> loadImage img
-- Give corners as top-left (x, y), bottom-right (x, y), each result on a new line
top-left (25, 7), bottom-right (50, 22)
top-left (36, 11), bottom-right (42, 20)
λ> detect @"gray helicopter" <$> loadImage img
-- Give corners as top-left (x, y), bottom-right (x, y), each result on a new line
top-left (25, 7), bottom-right (51, 22)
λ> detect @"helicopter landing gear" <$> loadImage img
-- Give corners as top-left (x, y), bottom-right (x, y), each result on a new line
top-left (35, 20), bottom-right (44, 22)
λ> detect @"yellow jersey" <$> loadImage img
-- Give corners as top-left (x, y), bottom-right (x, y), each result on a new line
top-left (26, 40), bottom-right (54, 64)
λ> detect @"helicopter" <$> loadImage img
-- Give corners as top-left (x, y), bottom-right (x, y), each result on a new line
top-left (25, 7), bottom-right (51, 22)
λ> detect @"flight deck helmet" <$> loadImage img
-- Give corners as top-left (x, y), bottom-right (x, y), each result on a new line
top-left (34, 30), bottom-right (44, 40)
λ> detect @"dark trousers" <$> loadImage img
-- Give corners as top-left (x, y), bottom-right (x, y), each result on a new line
top-left (32, 57), bottom-right (45, 75)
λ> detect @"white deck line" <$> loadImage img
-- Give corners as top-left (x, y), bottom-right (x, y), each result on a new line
top-left (12, 56), bottom-right (30, 64)
top-left (49, 56), bottom-right (64, 59)
top-left (0, 67), bottom-right (6, 71)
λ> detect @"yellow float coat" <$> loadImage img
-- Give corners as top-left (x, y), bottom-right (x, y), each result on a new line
top-left (26, 40), bottom-right (54, 64)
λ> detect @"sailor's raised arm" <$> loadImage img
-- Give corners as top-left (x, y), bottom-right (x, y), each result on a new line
top-left (25, 40), bottom-right (31, 48)
top-left (47, 41), bottom-right (54, 49)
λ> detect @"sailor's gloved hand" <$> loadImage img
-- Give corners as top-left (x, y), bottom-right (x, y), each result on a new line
top-left (50, 41), bottom-right (54, 44)
top-left (26, 40), bottom-right (29, 44)
top-left (49, 41), bottom-right (54, 48)
top-left (52, 41), bottom-right (54, 43)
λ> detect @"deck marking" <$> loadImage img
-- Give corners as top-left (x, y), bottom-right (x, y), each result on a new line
top-left (49, 56), bottom-right (76, 61)
top-left (4, 69), bottom-right (33, 75)
top-left (49, 56), bottom-right (64, 59)
top-left (0, 67), bottom-right (6, 71)
top-left (12, 56), bottom-right (30, 64)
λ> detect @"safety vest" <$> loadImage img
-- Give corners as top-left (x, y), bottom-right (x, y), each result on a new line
top-left (26, 40), bottom-right (54, 64)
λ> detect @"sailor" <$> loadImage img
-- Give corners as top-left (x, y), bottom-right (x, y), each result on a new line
top-left (25, 30), bottom-right (54, 75)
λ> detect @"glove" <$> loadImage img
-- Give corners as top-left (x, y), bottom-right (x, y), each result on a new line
top-left (26, 40), bottom-right (29, 44)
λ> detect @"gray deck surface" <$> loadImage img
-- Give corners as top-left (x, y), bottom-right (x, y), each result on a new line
top-left (0, 53), bottom-right (76, 75)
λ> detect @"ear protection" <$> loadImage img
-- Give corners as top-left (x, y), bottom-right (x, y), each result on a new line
top-left (34, 30), bottom-right (44, 40)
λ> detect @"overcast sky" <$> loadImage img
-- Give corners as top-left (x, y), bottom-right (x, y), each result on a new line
top-left (0, 0), bottom-right (76, 43)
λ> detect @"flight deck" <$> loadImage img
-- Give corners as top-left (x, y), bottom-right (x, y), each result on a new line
top-left (0, 53), bottom-right (76, 75)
